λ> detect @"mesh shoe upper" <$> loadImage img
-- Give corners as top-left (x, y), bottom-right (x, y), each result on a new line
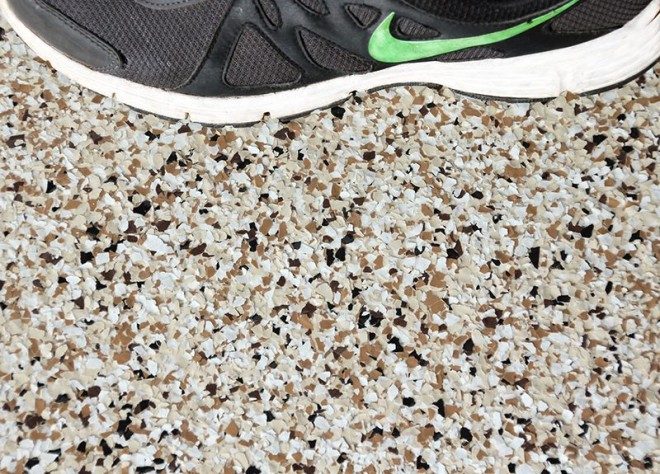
top-left (17, 0), bottom-right (653, 95)
top-left (550, 0), bottom-right (651, 33)
top-left (403, 0), bottom-right (562, 22)
top-left (42, 0), bottom-right (233, 89)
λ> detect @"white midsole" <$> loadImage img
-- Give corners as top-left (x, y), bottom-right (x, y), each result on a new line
top-left (1, 0), bottom-right (659, 124)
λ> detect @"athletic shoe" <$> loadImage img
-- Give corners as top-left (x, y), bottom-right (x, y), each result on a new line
top-left (1, 0), bottom-right (658, 125)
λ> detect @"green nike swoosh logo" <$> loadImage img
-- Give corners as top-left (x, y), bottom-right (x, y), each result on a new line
top-left (369, 0), bottom-right (581, 63)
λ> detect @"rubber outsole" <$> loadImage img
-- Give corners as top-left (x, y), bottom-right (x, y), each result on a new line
top-left (1, 0), bottom-right (659, 126)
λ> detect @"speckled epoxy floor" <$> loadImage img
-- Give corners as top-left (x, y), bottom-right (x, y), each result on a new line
top-left (1, 14), bottom-right (659, 473)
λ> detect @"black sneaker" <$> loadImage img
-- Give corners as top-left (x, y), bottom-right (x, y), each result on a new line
top-left (2, 0), bottom-right (658, 124)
